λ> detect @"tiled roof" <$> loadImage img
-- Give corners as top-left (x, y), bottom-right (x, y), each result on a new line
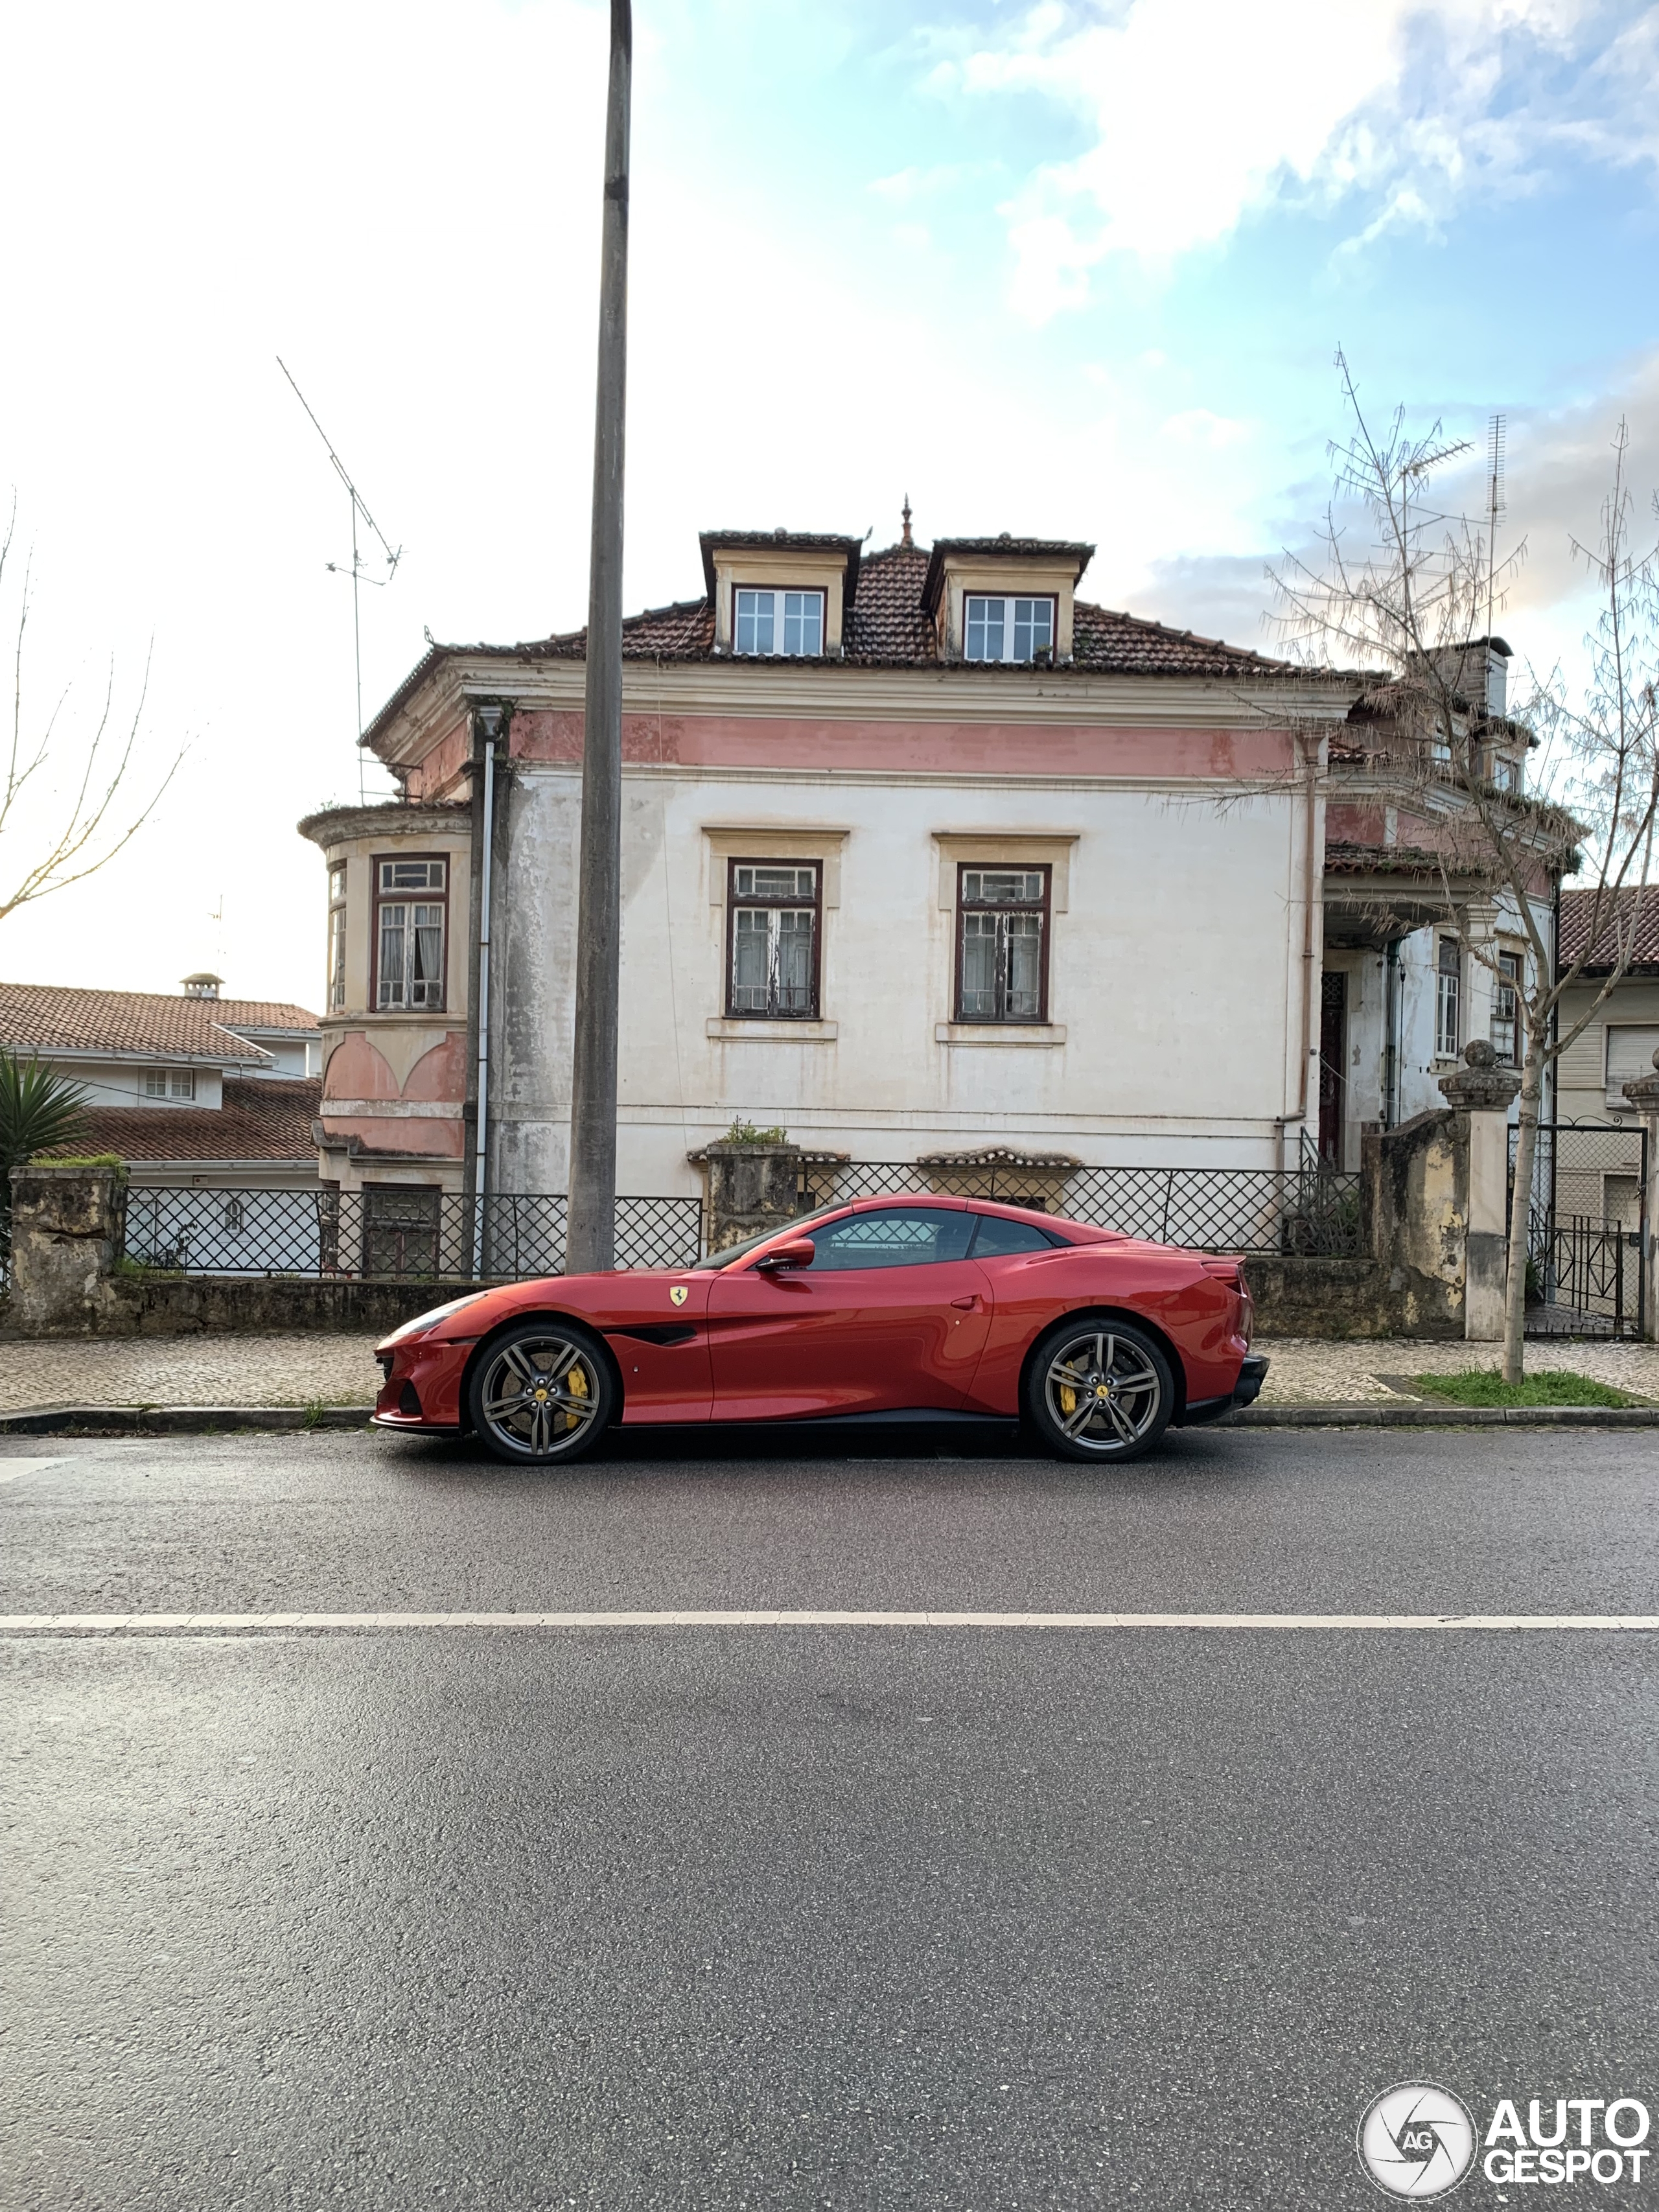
top-left (529, 541), bottom-right (1288, 677)
top-left (0, 984), bottom-right (316, 1062)
top-left (698, 529), bottom-right (863, 600)
top-left (1559, 885), bottom-right (1659, 972)
top-left (41, 1078), bottom-right (322, 1163)
top-left (920, 535), bottom-right (1095, 612)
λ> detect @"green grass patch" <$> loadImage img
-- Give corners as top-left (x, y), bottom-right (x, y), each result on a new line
top-left (1413, 1368), bottom-right (1641, 1408)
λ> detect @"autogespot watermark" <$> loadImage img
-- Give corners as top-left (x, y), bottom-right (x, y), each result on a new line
top-left (1357, 2085), bottom-right (1651, 2197)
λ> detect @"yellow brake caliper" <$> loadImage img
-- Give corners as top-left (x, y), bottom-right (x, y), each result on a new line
top-left (1058, 1366), bottom-right (1078, 1416)
top-left (564, 1362), bottom-right (589, 1430)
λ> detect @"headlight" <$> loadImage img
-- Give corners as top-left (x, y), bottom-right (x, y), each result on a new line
top-left (382, 1293), bottom-right (487, 1346)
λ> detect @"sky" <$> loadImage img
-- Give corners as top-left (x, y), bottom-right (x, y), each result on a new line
top-left (1, 0), bottom-right (1656, 1012)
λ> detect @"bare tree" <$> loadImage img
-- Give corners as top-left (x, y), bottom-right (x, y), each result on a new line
top-left (1, 496), bottom-right (185, 926)
top-left (1273, 356), bottom-right (1658, 1382)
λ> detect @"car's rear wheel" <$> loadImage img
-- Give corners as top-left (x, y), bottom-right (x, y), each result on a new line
top-left (467, 1319), bottom-right (614, 1466)
top-left (1027, 1318), bottom-right (1174, 1463)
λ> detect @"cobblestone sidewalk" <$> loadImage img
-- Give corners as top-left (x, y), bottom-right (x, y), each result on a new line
top-left (1, 1329), bottom-right (1654, 1414)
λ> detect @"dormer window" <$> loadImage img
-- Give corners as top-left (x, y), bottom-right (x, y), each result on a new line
top-left (964, 595), bottom-right (1055, 665)
top-left (734, 588), bottom-right (824, 657)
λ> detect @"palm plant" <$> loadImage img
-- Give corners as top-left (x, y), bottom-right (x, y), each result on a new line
top-left (0, 1053), bottom-right (91, 1277)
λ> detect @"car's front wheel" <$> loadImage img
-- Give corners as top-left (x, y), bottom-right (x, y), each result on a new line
top-left (467, 1319), bottom-right (614, 1466)
top-left (1027, 1318), bottom-right (1174, 1463)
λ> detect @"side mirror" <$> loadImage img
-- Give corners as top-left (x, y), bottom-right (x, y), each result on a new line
top-left (756, 1237), bottom-right (816, 1271)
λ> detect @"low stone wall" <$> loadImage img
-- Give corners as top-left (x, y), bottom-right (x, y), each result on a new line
top-left (55, 1272), bottom-right (481, 1340)
top-left (1239, 1255), bottom-right (1461, 1341)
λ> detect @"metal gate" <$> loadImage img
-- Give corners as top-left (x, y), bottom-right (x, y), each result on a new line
top-left (1509, 1121), bottom-right (1649, 1338)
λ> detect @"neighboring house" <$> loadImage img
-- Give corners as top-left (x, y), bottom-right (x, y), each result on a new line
top-left (1553, 885), bottom-right (1659, 1229)
top-left (297, 517), bottom-right (1562, 1204)
top-left (0, 979), bottom-right (322, 1191)
top-left (1319, 640), bottom-right (1557, 1167)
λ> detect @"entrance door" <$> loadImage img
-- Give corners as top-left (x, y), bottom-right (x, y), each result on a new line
top-left (1318, 970), bottom-right (1347, 1165)
top-left (705, 1205), bottom-right (993, 1419)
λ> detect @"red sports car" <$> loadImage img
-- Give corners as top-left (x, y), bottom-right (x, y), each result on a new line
top-left (371, 1194), bottom-right (1266, 1466)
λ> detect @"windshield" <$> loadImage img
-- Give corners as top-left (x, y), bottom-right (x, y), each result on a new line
top-left (691, 1203), bottom-right (840, 1270)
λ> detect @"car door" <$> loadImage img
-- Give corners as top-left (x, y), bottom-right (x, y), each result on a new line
top-left (704, 1205), bottom-right (993, 1419)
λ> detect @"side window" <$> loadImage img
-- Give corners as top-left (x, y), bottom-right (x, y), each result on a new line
top-left (806, 1208), bottom-right (975, 1270)
top-left (968, 1215), bottom-right (1057, 1257)
top-left (327, 864), bottom-right (347, 1013)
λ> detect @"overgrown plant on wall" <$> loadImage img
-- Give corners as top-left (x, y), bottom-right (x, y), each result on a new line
top-left (1273, 355), bottom-right (1658, 1382)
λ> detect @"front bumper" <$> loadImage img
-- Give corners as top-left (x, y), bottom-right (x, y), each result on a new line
top-left (370, 1334), bottom-right (474, 1431)
top-left (1178, 1353), bottom-right (1270, 1426)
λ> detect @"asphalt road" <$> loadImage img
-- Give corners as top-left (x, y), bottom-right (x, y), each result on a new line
top-left (4, 1424), bottom-right (1657, 2211)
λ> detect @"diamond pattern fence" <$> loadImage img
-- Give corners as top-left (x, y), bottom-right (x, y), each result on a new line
top-left (795, 1158), bottom-right (1365, 1255)
top-left (119, 1188), bottom-right (705, 1280)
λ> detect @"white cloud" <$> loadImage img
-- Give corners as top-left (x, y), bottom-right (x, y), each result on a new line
top-left (941, 0), bottom-right (1648, 318)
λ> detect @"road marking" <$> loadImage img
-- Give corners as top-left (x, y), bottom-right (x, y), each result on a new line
top-left (0, 1459), bottom-right (68, 1487)
top-left (1, 1609), bottom-right (1656, 1633)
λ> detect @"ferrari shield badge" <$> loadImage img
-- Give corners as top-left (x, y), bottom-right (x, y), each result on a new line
top-left (669, 1285), bottom-right (689, 1307)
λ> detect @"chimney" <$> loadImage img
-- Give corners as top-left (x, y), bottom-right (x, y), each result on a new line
top-left (181, 972), bottom-right (223, 1000)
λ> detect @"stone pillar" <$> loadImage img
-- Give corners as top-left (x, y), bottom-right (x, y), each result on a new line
top-left (690, 1141), bottom-right (806, 1254)
top-left (6, 1163), bottom-right (126, 1334)
top-left (1621, 1049), bottom-right (1659, 1343)
top-left (1439, 1042), bottom-right (1522, 1342)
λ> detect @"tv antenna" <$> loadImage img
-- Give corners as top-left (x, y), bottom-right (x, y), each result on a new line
top-left (1485, 412), bottom-right (1507, 644)
top-left (277, 356), bottom-right (403, 804)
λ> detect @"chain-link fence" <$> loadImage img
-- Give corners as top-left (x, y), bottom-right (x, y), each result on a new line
top-left (795, 1157), bottom-right (1365, 1255)
top-left (119, 1187), bottom-right (704, 1280)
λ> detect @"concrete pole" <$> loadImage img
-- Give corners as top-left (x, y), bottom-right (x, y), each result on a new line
top-left (565, 0), bottom-right (631, 1275)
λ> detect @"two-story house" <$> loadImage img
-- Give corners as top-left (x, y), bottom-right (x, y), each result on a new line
top-left (302, 518), bottom-right (1360, 1204)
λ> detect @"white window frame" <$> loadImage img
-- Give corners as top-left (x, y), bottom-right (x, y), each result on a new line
top-left (1435, 937), bottom-right (1461, 1060)
top-left (1607, 1024), bottom-right (1659, 1106)
top-left (145, 1067), bottom-right (195, 1100)
top-left (1492, 948), bottom-right (1524, 1066)
top-left (375, 857), bottom-right (447, 1012)
top-left (327, 864), bottom-right (348, 1014)
top-left (733, 588), bottom-right (825, 658)
top-left (963, 595), bottom-right (1056, 666)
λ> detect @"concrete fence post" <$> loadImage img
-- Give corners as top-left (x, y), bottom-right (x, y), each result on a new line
top-left (1438, 1041), bottom-right (1523, 1344)
top-left (6, 1162), bottom-right (127, 1334)
top-left (689, 1141), bottom-right (808, 1255)
top-left (1621, 1049), bottom-right (1659, 1343)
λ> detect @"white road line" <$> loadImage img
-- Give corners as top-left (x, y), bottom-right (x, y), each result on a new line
top-left (0, 1459), bottom-right (68, 1486)
top-left (1, 1610), bottom-right (1656, 1633)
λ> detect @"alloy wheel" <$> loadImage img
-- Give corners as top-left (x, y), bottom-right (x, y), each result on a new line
top-left (1043, 1329), bottom-right (1165, 1452)
top-left (477, 1334), bottom-right (603, 1460)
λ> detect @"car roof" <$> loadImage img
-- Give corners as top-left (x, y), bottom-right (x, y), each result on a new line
top-left (833, 1192), bottom-right (1117, 1242)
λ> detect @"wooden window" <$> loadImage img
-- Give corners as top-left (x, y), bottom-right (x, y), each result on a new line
top-left (956, 866), bottom-right (1050, 1023)
top-left (726, 862), bottom-right (820, 1018)
top-left (374, 857), bottom-right (447, 1011)
top-left (734, 588), bottom-right (824, 657)
top-left (964, 596), bottom-right (1055, 664)
top-left (1435, 937), bottom-right (1461, 1059)
top-left (1492, 948), bottom-right (1524, 1065)
top-left (327, 864), bottom-right (348, 1013)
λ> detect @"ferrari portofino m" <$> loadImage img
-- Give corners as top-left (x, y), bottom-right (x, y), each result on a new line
top-left (372, 1194), bottom-right (1266, 1465)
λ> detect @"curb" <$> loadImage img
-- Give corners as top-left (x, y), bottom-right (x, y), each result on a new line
top-left (1, 1401), bottom-right (1656, 1437)
top-left (0, 1406), bottom-right (375, 1436)
top-left (1224, 1402), bottom-right (1659, 1429)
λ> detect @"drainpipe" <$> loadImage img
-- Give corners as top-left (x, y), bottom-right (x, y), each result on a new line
top-left (471, 706), bottom-right (505, 1279)
top-left (1292, 732), bottom-right (1321, 1158)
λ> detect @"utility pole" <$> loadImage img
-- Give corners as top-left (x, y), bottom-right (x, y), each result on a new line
top-left (565, 0), bottom-right (632, 1274)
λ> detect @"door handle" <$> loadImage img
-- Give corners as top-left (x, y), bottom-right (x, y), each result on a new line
top-left (951, 1295), bottom-right (979, 1310)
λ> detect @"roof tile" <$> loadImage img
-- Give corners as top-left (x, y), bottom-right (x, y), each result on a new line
top-left (1559, 885), bottom-right (1659, 972)
top-left (0, 984), bottom-right (317, 1062)
top-left (42, 1077), bottom-right (322, 1163)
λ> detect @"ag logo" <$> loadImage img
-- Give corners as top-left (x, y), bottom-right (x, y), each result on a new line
top-left (1358, 2084), bottom-right (1476, 2198)
top-left (669, 1285), bottom-right (689, 1307)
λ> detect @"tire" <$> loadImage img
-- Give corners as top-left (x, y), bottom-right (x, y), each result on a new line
top-left (1026, 1316), bottom-right (1174, 1463)
top-left (467, 1318), bottom-right (615, 1467)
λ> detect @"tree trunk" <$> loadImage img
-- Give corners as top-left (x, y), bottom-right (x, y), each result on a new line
top-left (1502, 1051), bottom-right (1544, 1385)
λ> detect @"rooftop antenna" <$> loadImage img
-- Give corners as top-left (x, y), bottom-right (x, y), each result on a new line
top-left (277, 357), bottom-right (403, 805)
top-left (1485, 412), bottom-right (1507, 645)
